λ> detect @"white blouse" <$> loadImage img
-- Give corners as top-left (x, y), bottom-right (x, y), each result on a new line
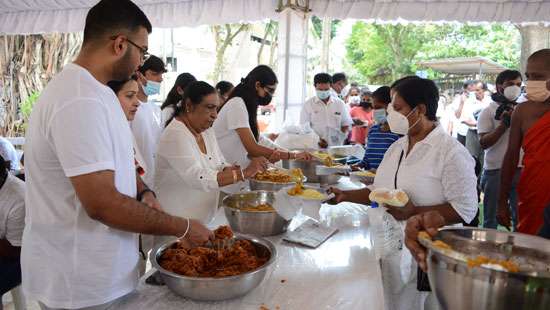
top-left (154, 120), bottom-right (227, 224)
top-left (373, 124), bottom-right (478, 223)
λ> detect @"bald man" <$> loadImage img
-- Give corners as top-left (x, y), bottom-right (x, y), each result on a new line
top-left (498, 49), bottom-right (550, 234)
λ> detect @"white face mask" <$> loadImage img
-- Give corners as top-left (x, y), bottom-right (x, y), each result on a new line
top-left (386, 104), bottom-right (419, 135)
top-left (503, 85), bottom-right (522, 102)
top-left (525, 80), bottom-right (550, 102)
top-left (348, 95), bottom-right (361, 104)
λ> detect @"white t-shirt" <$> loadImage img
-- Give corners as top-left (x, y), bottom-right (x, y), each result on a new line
top-left (131, 100), bottom-right (162, 187)
top-left (155, 120), bottom-right (226, 226)
top-left (456, 96), bottom-right (491, 135)
top-left (0, 137), bottom-right (20, 170)
top-left (477, 102), bottom-right (523, 170)
top-left (299, 95), bottom-right (353, 145)
top-left (373, 125), bottom-right (478, 224)
top-left (0, 174), bottom-right (25, 247)
top-left (22, 63), bottom-right (138, 309)
top-left (161, 105), bottom-right (175, 130)
top-left (213, 97), bottom-right (250, 193)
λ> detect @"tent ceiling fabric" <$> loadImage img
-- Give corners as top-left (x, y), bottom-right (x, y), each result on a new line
top-left (1, 0), bottom-right (550, 34)
top-left (0, 0), bottom-right (278, 34)
top-left (418, 56), bottom-right (508, 74)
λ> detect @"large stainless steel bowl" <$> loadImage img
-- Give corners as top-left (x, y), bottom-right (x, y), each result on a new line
top-left (421, 227), bottom-right (550, 310)
top-left (249, 175), bottom-right (307, 191)
top-left (281, 159), bottom-right (341, 184)
top-left (222, 190), bottom-right (290, 236)
top-left (152, 234), bottom-right (277, 301)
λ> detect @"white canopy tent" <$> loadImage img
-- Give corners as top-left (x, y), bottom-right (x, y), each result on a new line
top-left (418, 56), bottom-right (508, 75)
top-left (2, 0), bottom-right (550, 128)
top-left (2, 0), bottom-right (550, 35)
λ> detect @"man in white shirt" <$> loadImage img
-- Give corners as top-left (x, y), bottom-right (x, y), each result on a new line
top-left (478, 70), bottom-right (523, 230)
top-left (452, 80), bottom-right (477, 144)
top-left (133, 55), bottom-right (166, 188)
top-left (300, 73), bottom-right (352, 148)
top-left (331, 72), bottom-right (348, 100)
top-left (0, 156), bottom-right (25, 302)
top-left (22, 1), bottom-right (211, 309)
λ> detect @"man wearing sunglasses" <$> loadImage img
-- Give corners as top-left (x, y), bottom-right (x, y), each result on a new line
top-left (21, 1), bottom-right (212, 309)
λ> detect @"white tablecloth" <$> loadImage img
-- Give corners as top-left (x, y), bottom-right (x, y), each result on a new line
top-left (117, 178), bottom-right (385, 310)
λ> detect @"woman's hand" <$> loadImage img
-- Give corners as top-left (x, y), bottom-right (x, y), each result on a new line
top-left (385, 200), bottom-right (417, 221)
top-left (318, 138), bottom-right (328, 149)
top-left (404, 211), bottom-right (445, 272)
top-left (327, 187), bottom-right (347, 205)
top-left (183, 219), bottom-right (213, 246)
top-left (295, 151), bottom-right (312, 161)
top-left (268, 149), bottom-right (283, 163)
top-left (243, 157), bottom-right (268, 179)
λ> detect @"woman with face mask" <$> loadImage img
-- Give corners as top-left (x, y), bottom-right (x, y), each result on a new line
top-left (349, 93), bottom-right (374, 145)
top-left (330, 78), bottom-right (478, 310)
top-left (213, 65), bottom-right (311, 194)
top-left (353, 86), bottom-right (400, 170)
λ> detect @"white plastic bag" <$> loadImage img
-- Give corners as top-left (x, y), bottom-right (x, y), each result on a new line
top-left (274, 123), bottom-right (320, 150)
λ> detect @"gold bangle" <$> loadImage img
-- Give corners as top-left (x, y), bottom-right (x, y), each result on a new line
top-left (232, 170), bottom-right (238, 183)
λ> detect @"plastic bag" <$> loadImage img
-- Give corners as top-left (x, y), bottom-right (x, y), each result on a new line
top-left (274, 123), bottom-right (320, 150)
top-left (368, 204), bottom-right (403, 260)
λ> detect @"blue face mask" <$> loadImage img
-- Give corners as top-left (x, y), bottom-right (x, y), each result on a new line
top-left (316, 90), bottom-right (331, 100)
top-left (373, 108), bottom-right (387, 124)
top-left (143, 80), bottom-right (161, 96)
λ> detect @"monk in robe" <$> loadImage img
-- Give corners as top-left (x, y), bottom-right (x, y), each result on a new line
top-left (498, 49), bottom-right (550, 235)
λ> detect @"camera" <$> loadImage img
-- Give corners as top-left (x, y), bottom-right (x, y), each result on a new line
top-left (495, 102), bottom-right (514, 127)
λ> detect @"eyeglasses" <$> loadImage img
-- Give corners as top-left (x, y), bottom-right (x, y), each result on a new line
top-left (111, 35), bottom-right (150, 62)
top-left (263, 86), bottom-right (276, 96)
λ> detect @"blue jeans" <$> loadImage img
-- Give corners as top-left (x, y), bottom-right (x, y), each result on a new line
top-left (480, 168), bottom-right (520, 229)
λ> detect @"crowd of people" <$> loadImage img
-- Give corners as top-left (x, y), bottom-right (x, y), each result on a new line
top-left (1, 0), bottom-right (549, 309)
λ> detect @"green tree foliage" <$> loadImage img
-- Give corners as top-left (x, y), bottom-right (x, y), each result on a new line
top-left (346, 22), bottom-right (520, 84)
top-left (311, 16), bottom-right (341, 40)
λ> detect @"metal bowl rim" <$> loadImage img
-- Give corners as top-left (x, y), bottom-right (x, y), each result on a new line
top-left (151, 233), bottom-right (277, 281)
top-left (221, 190), bottom-right (277, 213)
top-left (423, 227), bottom-right (550, 279)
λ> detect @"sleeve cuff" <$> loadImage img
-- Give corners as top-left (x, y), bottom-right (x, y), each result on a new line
top-left (64, 161), bottom-right (115, 177)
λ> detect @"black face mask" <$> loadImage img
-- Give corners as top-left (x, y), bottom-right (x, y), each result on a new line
top-left (258, 93), bottom-right (272, 106)
top-left (360, 100), bottom-right (372, 109)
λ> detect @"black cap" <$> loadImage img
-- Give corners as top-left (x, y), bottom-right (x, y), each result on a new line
top-left (138, 55), bottom-right (167, 74)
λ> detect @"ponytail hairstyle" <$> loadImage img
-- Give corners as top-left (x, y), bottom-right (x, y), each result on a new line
top-left (161, 73), bottom-right (197, 110)
top-left (223, 65), bottom-right (278, 140)
top-left (166, 81), bottom-right (217, 127)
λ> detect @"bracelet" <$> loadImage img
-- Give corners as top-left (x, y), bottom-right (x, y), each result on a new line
top-left (137, 188), bottom-right (156, 201)
top-left (232, 170), bottom-right (238, 184)
top-left (178, 218), bottom-right (190, 240)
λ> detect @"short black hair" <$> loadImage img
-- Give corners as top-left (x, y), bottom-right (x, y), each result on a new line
top-left (463, 80), bottom-right (477, 89)
top-left (0, 154), bottom-right (8, 180)
top-left (83, 0), bottom-right (152, 44)
top-left (138, 55), bottom-right (167, 74)
top-left (216, 81), bottom-right (234, 96)
top-left (495, 70), bottom-right (522, 86)
top-left (393, 78), bottom-right (439, 121)
top-left (314, 73), bottom-right (332, 85)
top-left (107, 75), bottom-right (138, 95)
top-left (372, 86), bottom-right (391, 104)
top-left (391, 76), bottom-right (420, 89)
top-left (332, 72), bottom-right (347, 84)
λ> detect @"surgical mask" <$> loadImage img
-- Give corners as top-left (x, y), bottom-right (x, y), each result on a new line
top-left (316, 90), bottom-right (331, 100)
top-left (258, 93), bottom-right (272, 106)
top-left (503, 85), bottom-right (521, 102)
top-left (373, 109), bottom-right (387, 124)
top-left (525, 80), bottom-right (550, 102)
top-left (348, 95), bottom-right (361, 105)
top-left (143, 80), bottom-right (161, 96)
top-left (386, 104), bottom-right (419, 135)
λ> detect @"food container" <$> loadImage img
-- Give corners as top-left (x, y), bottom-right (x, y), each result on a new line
top-left (349, 171), bottom-right (376, 185)
top-left (281, 159), bottom-right (341, 184)
top-left (222, 190), bottom-right (290, 236)
top-left (249, 175), bottom-right (307, 192)
top-left (152, 234), bottom-right (277, 301)
top-left (419, 227), bottom-right (550, 310)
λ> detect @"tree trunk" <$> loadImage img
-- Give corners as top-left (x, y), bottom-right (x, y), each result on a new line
top-left (210, 24), bottom-right (249, 82)
top-left (517, 24), bottom-right (550, 72)
top-left (0, 33), bottom-right (82, 136)
top-left (320, 17), bottom-right (332, 72)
